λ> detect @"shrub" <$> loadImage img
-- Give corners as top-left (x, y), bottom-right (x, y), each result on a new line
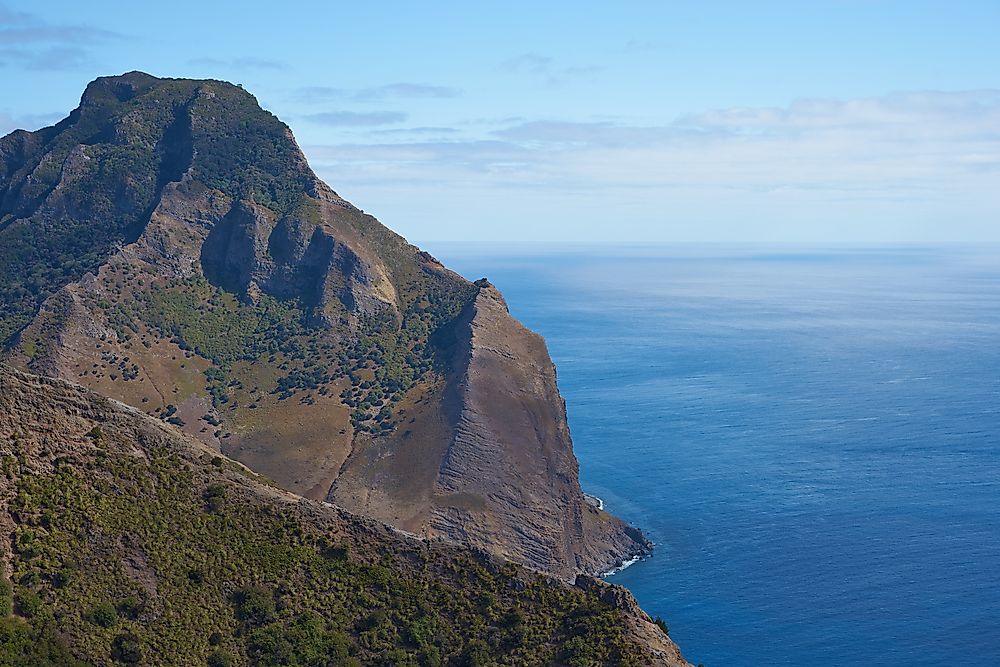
top-left (234, 587), bottom-right (275, 627)
top-left (460, 639), bottom-right (490, 667)
top-left (12, 589), bottom-right (42, 619)
top-left (206, 649), bottom-right (233, 667)
top-left (111, 631), bottom-right (142, 664)
top-left (89, 601), bottom-right (118, 628)
top-left (117, 597), bottom-right (143, 621)
top-left (204, 484), bottom-right (227, 513)
top-left (0, 580), bottom-right (11, 616)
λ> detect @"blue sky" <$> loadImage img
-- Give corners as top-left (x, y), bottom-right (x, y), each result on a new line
top-left (1, 1), bottom-right (998, 244)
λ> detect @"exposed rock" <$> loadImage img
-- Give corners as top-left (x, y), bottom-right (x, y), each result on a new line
top-left (428, 282), bottom-right (652, 577)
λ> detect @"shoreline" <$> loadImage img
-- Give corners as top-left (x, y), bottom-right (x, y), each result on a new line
top-left (586, 491), bottom-right (653, 578)
top-left (583, 492), bottom-right (605, 511)
top-left (601, 552), bottom-right (645, 577)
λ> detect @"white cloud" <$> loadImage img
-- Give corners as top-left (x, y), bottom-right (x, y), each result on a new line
top-left (303, 110), bottom-right (407, 127)
top-left (0, 109), bottom-right (62, 135)
top-left (302, 90), bottom-right (1000, 242)
top-left (309, 90), bottom-right (999, 185)
top-left (499, 52), bottom-right (602, 86)
top-left (0, 3), bottom-right (120, 71)
top-left (500, 53), bottom-right (552, 74)
top-left (187, 56), bottom-right (288, 72)
top-left (294, 83), bottom-right (461, 104)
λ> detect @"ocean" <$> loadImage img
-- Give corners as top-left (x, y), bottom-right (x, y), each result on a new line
top-left (434, 245), bottom-right (1000, 667)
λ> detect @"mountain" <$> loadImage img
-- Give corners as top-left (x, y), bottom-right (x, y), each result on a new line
top-left (0, 72), bottom-right (647, 580)
top-left (0, 364), bottom-right (689, 665)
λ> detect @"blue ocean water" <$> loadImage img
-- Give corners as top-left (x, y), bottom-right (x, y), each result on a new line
top-left (434, 245), bottom-right (1000, 667)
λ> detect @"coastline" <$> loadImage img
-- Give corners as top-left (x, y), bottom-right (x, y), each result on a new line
top-left (583, 492), bottom-right (605, 511)
top-left (587, 492), bottom-right (652, 578)
top-left (601, 552), bottom-right (646, 577)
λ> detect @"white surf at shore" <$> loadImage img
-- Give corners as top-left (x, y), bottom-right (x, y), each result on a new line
top-left (601, 553), bottom-right (644, 578)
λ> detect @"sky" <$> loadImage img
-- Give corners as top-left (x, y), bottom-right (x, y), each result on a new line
top-left (1, 1), bottom-right (998, 245)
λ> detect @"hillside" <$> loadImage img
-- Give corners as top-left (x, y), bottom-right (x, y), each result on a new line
top-left (0, 364), bottom-right (689, 666)
top-left (0, 72), bottom-right (647, 579)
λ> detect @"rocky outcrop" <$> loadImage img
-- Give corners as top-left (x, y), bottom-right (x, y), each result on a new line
top-left (199, 195), bottom-right (397, 320)
top-left (429, 281), bottom-right (651, 577)
top-left (576, 576), bottom-right (691, 666)
top-left (0, 72), bottom-right (650, 583)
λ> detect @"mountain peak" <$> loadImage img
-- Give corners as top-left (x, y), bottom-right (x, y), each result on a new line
top-left (78, 71), bottom-right (255, 107)
top-left (79, 70), bottom-right (163, 105)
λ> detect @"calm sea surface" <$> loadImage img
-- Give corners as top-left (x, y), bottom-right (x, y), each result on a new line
top-left (434, 245), bottom-right (1000, 667)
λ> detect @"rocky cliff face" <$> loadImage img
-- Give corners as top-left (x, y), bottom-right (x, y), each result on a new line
top-left (0, 72), bottom-right (648, 581)
top-left (0, 363), bottom-right (690, 665)
top-left (432, 282), bottom-right (648, 574)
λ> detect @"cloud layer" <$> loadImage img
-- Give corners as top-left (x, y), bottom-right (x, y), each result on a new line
top-left (302, 89), bottom-right (1000, 241)
top-left (187, 56), bottom-right (288, 72)
top-left (0, 3), bottom-right (118, 70)
top-left (304, 110), bottom-right (408, 127)
top-left (295, 83), bottom-right (461, 104)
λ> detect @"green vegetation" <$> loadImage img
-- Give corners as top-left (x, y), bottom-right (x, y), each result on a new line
top-left (0, 74), bottom-right (313, 346)
top-left (0, 616), bottom-right (88, 666)
top-left (0, 422), bottom-right (652, 665)
top-left (187, 83), bottom-right (314, 216)
top-left (116, 267), bottom-right (473, 431)
top-left (0, 75), bottom-right (190, 345)
top-left (337, 275), bottom-right (477, 430)
top-left (142, 277), bottom-right (308, 368)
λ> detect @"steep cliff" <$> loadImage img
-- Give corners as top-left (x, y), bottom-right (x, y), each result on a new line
top-left (0, 364), bottom-right (689, 665)
top-left (0, 72), bottom-right (648, 580)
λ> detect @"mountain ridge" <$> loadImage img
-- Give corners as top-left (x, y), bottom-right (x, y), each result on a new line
top-left (0, 71), bottom-right (649, 581)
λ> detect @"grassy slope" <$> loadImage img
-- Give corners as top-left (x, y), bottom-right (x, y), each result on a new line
top-left (0, 366), bottom-right (655, 666)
